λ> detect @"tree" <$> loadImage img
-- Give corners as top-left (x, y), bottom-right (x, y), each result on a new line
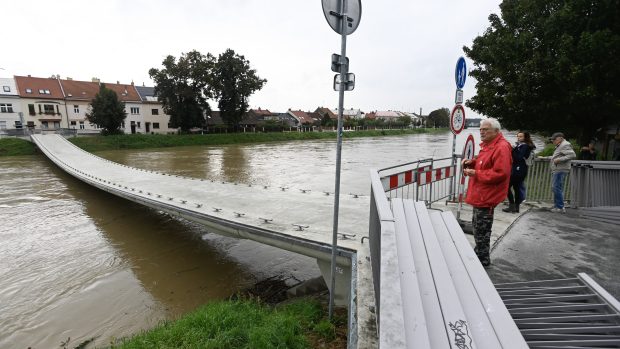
top-left (212, 49), bottom-right (267, 128)
top-left (427, 108), bottom-right (450, 128)
top-left (464, 0), bottom-right (620, 144)
top-left (397, 115), bottom-right (412, 128)
top-left (149, 50), bottom-right (215, 133)
top-left (86, 84), bottom-right (126, 135)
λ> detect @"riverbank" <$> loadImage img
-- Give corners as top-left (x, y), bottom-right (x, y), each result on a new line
top-left (69, 128), bottom-right (438, 153)
top-left (0, 129), bottom-right (438, 156)
top-left (110, 295), bottom-right (346, 349)
top-left (0, 138), bottom-right (38, 156)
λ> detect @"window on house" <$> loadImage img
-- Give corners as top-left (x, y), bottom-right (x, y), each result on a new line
top-left (27, 121), bottom-right (35, 127)
top-left (15, 121), bottom-right (22, 129)
top-left (25, 88), bottom-right (32, 93)
top-left (43, 104), bottom-right (55, 114)
top-left (151, 108), bottom-right (159, 115)
top-left (2, 86), bottom-right (10, 92)
top-left (28, 104), bottom-right (36, 115)
top-left (137, 122), bottom-right (141, 128)
top-left (74, 105), bottom-right (79, 113)
top-left (168, 123), bottom-right (172, 128)
top-left (0, 121), bottom-right (6, 129)
top-left (41, 121), bottom-right (49, 129)
top-left (70, 121), bottom-right (77, 126)
top-left (121, 122), bottom-right (125, 128)
top-left (55, 105), bottom-right (59, 114)
top-left (153, 122), bottom-right (160, 129)
top-left (79, 121), bottom-right (85, 129)
top-left (0, 103), bottom-right (13, 113)
top-left (45, 89), bottom-right (51, 94)
top-left (130, 107), bottom-right (139, 114)
top-left (38, 105), bottom-right (42, 113)
top-left (53, 121), bottom-right (60, 129)
top-left (38, 89), bottom-right (45, 94)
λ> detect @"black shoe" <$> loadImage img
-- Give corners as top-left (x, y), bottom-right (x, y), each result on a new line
top-left (502, 204), bottom-right (516, 213)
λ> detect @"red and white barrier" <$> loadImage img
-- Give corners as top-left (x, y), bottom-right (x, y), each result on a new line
top-left (417, 166), bottom-right (456, 186)
top-left (381, 166), bottom-right (432, 191)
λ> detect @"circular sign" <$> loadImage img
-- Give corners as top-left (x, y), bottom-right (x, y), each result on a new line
top-left (455, 57), bottom-right (467, 89)
top-left (322, 0), bottom-right (362, 35)
top-left (462, 134), bottom-right (476, 161)
top-left (450, 105), bottom-right (466, 135)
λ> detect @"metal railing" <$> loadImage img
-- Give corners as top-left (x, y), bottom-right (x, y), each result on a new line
top-left (521, 158), bottom-right (571, 203)
top-left (569, 160), bottom-right (620, 207)
top-left (377, 156), bottom-right (459, 206)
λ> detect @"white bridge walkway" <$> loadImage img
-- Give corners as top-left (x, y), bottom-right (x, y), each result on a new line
top-left (32, 134), bottom-right (377, 349)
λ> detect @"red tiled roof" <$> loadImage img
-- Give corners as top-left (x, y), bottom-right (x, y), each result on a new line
top-left (103, 82), bottom-right (141, 102)
top-left (315, 107), bottom-right (337, 120)
top-left (14, 76), bottom-right (64, 99)
top-left (250, 108), bottom-right (273, 116)
top-left (60, 79), bottom-right (100, 100)
top-left (289, 110), bottom-right (316, 124)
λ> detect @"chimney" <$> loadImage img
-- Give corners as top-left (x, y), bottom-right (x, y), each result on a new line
top-left (131, 80), bottom-right (134, 86)
top-left (117, 81), bottom-right (120, 84)
top-left (28, 74), bottom-right (31, 77)
top-left (92, 77), bottom-right (100, 83)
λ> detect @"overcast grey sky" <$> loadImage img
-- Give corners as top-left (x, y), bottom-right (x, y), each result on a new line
top-left (1, 0), bottom-right (501, 118)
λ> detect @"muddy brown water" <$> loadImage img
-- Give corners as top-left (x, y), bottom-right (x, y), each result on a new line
top-left (1, 131), bottom-right (528, 347)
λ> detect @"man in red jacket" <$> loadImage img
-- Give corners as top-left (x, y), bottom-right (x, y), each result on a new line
top-left (462, 118), bottom-right (512, 267)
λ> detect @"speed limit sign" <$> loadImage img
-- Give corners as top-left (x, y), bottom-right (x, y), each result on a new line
top-left (450, 105), bottom-right (466, 135)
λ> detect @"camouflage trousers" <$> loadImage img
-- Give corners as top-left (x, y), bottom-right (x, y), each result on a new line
top-left (472, 207), bottom-right (494, 265)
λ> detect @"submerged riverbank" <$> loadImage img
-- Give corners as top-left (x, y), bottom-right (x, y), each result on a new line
top-left (0, 128), bottom-right (439, 156)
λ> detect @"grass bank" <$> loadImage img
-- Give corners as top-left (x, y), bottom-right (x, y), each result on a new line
top-left (69, 128), bottom-right (437, 153)
top-left (111, 297), bottom-right (346, 349)
top-left (0, 138), bottom-right (37, 156)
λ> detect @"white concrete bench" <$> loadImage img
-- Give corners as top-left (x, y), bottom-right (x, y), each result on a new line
top-left (383, 198), bottom-right (528, 348)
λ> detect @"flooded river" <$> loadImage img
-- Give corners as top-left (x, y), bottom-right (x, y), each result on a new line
top-left (0, 130), bottom-right (522, 347)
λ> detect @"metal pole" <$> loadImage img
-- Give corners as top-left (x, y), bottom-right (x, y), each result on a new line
top-left (450, 133), bottom-right (457, 200)
top-left (329, 0), bottom-right (348, 320)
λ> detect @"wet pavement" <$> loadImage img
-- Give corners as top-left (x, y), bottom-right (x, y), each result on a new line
top-left (487, 206), bottom-right (620, 299)
top-left (439, 201), bottom-right (620, 299)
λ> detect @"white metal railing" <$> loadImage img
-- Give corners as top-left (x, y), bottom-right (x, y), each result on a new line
top-left (569, 160), bottom-right (620, 207)
top-left (377, 156), bottom-right (459, 206)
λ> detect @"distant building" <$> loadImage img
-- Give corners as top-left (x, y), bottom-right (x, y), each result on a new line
top-left (465, 118), bottom-right (481, 128)
top-left (0, 77), bottom-right (22, 130)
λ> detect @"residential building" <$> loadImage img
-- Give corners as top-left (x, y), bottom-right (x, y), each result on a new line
top-left (315, 107), bottom-right (337, 122)
top-left (59, 78), bottom-right (101, 132)
top-left (331, 107), bottom-right (363, 119)
top-left (135, 85), bottom-right (176, 134)
top-left (14, 75), bottom-right (68, 130)
top-left (287, 110), bottom-right (318, 127)
top-left (0, 77), bottom-right (22, 130)
top-left (374, 110), bottom-right (401, 121)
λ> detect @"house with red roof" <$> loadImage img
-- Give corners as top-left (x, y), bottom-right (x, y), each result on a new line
top-left (14, 75), bottom-right (68, 130)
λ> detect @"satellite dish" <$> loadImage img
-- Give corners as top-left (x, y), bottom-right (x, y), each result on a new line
top-left (322, 0), bottom-right (362, 35)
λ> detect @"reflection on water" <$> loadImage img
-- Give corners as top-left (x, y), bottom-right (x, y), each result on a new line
top-left (0, 130), bottom-right (540, 347)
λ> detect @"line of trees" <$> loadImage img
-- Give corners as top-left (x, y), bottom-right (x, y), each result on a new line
top-left (149, 49), bottom-right (266, 133)
top-left (464, 0), bottom-right (620, 145)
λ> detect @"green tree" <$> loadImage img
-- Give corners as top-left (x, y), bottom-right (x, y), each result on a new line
top-left (398, 115), bottom-right (412, 128)
top-left (464, 0), bottom-right (620, 144)
top-left (149, 50), bottom-right (215, 133)
top-left (212, 49), bottom-right (267, 129)
top-left (86, 84), bottom-right (126, 135)
top-left (427, 108), bottom-right (450, 128)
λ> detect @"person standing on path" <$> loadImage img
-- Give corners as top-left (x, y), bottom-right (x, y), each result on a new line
top-left (462, 118), bottom-right (512, 267)
top-left (503, 132), bottom-right (535, 213)
top-left (548, 132), bottom-right (576, 213)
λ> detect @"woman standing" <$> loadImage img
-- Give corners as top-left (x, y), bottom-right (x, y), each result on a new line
top-left (503, 132), bottom-right (536, 213)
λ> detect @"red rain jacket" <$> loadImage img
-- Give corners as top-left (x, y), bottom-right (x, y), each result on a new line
top-left (465, 132), bottom-right (512, 208)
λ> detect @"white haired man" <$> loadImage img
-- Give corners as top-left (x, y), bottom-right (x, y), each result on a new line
top-left (462, 118), bottom-right (512, 267)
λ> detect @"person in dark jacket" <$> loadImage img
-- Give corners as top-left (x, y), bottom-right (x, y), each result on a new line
top-left (462, 118), bottom-right (512, 267)
top-left (503, 132), bottom-right (535, 213)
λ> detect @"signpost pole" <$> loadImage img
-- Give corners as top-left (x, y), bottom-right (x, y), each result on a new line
top-left (328, 0), bottom-right (348, 321)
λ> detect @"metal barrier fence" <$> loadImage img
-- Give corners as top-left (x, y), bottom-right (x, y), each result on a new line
top-left (570, 160), bottom-right (620, 207)
top-left (519, 158), bottom-right (571, 203)
top-left (377, 156), bottom-right (459, 206)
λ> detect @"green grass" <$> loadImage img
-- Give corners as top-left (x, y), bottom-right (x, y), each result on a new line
top-left (68, 128), bottom-right (436, 152)
top-left (0, 138), bottom-right (37, 156)
top-left (111, 297), bottom-right (342, 349)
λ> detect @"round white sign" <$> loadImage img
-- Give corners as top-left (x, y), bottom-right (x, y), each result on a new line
top-left (450, 105), bottom-right (466, 135)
